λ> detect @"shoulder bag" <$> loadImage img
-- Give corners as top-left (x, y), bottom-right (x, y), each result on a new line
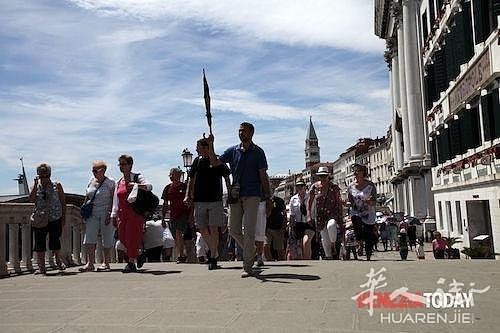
top-left (80, 178), bottom-right (106, 220)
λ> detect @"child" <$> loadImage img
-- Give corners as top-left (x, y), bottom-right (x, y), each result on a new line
top-left (415, 237), bottom-right (425, 260)
top-left (344, 221), bottom-right (358, 260)
top-left (398, 228), bottom-right (409, 260)
top-left (432, 231), bottom-right (447, 259)
top-left (379, 221), bottom-right (389, 251)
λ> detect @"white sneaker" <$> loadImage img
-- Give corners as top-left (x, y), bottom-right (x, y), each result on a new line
top-left (241, 269), bottom-right (255, 278)
top-left (256, 257), bottom-right (264, 267)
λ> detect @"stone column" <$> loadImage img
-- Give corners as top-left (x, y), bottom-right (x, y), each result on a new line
top-left (0, 224), bottom-right (8, 277)
top-left (403, 0), bottom-right (425, 161)
top-left (8, 222), bottom-right (21, 273)
top-left (21, 223), bottom-right (33, 271)
top-left (397, 15), bottom-right (411, 164)
top-left (391, 56), bottom-right (404, 172)
top-left (60, 214), bottom-right (72, 265)
top-left (72, 226), bottom-right (82, 265)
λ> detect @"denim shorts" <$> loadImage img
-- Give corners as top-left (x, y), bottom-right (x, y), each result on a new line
top-left (83, 209), bottom-right (116, 248)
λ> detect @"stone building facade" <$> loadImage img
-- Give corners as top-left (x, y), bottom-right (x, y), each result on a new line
top-left (376, 0), bottom-right (500, 256)
top-left (375, 0), bottom-right (436, 233)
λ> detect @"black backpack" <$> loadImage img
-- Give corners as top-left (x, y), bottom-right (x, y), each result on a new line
top-left (131, 174), bottom-right (159, 217)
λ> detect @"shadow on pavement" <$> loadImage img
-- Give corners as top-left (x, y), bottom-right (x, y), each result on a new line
top-left (262, 263), bottom-right (311, 268)
top-left (45, 271), bottom-right (78, 277)
top-left (219, 266), bottom-right (244, 270)
top-left (254, 272), bottom-right (321, 284)
top-left (137, 270), bottom-right (182, 275)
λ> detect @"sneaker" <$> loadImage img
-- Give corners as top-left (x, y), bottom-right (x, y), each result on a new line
top-left (137, 253), bottom-right (146, 269)
top-left (122, 262), bottom-right (137, 273)
top-left (34, 268), bottom-right (46, 275)
top-left (241, 269), bottom-right (256, 278)
top-left (176, 256), bottom-right (186, 264)
top-left (207, 258), bottom-right (214, 270)
top-left (96, 263), bottom-right (110, 272)
top-left (57, 262), bottom-right (66, 271)
top-left (78, 264), bottom-right (94, 272)
top-left (208, 258), bottom-right (219, 270)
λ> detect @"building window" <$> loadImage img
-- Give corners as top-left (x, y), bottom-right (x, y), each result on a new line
top-left (446, 201), bottom-right (453, 233)
top-left (430, 135), bottom-right (438, 167)
top-left (429, 0), bottom-right (436, 26)
top-left (481, 88), bottom-right (500, 141)
top-left (456, 201), bottom-right (463, 234)
top-left (473, 0), bottom-right (500, 44)
top-left (422, 11), bottom-right (429, 42)
top-left (460, 105), bottom-right (482, 151)
top-left (438, 201), bottom-right (443, 229)
top-left (424, 2), bottom-right (474, 106)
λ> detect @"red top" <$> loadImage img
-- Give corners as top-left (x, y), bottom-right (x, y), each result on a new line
top-left (162, 183), bottom-right (189, 219)
top-left (432, 238), bottom-right (447, 251)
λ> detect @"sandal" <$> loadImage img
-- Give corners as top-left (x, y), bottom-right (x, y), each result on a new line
top-left (96, 263), bottom-right (110, 271)
top-left (57, 262), bottom-right (66, 271)
top-left (78, 264), bottom-right (94, 272)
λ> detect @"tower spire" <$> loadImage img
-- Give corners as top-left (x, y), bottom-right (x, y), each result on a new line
top-left (305, 116), bottom-right (320, 168)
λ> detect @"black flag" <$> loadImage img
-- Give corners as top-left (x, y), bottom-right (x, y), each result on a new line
top-left (203, 69), bottom-right (212, 134)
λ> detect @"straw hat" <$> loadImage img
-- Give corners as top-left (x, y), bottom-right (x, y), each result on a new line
top-left (295, 178), bottom-right (306, 186)
top-left (316, 166), bottom-right (330, 176)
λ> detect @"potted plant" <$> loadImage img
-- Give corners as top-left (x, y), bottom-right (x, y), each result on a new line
top-left (461, 245), bottom-right (497, 259)
top-left (443, 237), bottom-right (462, 259)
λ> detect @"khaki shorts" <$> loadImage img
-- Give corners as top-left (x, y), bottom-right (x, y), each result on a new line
top-left (265, 228), bottom-right (284, 252)
top-left (194, 201), bottom-right (225, 229)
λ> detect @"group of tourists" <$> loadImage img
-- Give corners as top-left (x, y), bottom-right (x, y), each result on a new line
top-left (29, 121), bottom-right (429, 278)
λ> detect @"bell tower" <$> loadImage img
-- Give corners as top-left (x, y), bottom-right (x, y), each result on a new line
top-left (305, 116), bottom-right (320, 168)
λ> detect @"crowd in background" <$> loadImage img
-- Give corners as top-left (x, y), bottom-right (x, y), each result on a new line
top-left (29, 122), bottom-right (447, 277)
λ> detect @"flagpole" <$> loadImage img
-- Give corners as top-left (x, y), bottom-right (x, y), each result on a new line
top-left (203, 69), bottom-right (213, 135)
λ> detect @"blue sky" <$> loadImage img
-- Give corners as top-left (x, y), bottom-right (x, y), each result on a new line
top-left (0, 0), bottom-right (390, 195)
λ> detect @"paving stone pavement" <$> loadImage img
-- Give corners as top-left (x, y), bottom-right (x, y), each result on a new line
top-left (0, 248), bottom-right (499, 333)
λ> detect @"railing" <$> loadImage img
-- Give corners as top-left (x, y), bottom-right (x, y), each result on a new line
top-left (0, 203), bottom-right (84, 277)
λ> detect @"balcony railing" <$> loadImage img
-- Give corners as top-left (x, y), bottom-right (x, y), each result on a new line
top-left (0, 203), bottom-right (84, 277)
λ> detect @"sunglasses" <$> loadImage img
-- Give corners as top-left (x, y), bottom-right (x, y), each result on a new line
top-left (118, 163), bottom-right (129, 166)
top-left (92, 168), bottom-right (104, 173)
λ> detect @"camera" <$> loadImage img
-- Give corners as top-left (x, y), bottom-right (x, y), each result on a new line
top-left (227, 183), bottom-right (240, 204)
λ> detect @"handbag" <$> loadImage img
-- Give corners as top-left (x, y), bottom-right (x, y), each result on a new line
top-left (80, 178), bottom-right (106, 220)
top-left (30, 209), bottom-right (49, 228)
top-left (130, 173), bottom-right (159, 217)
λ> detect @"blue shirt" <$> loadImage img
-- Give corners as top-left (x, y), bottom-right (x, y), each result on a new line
top-left (220, 143), bottom-right (268, 197)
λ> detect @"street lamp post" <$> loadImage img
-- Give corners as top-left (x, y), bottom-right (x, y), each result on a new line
top-left (181, 148), bottom-right (193, 182)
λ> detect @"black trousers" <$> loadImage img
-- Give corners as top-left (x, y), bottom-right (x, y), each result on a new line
top-left (145, 246), bottom-right (163, 262)
top-left (33, 218), bottom-right (62, 252)
top-left (361, 223), bottom-right (377, 258)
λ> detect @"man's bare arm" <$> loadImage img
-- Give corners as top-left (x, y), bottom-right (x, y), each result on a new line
top-left (207, 134), bottom-right (223, 167)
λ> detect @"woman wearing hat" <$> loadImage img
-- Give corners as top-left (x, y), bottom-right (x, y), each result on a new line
top-left (308, 166), bottom-right (343, 260)
top-left (347, 163), bottom-right (377, 261)
top-left (288, 178), bottom-right (315, 259)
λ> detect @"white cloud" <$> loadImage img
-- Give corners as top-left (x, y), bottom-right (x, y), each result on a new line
top-left (69, 0), bottom-right (384, 53)
top-left (98, 28), bottom-right (167, 46)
